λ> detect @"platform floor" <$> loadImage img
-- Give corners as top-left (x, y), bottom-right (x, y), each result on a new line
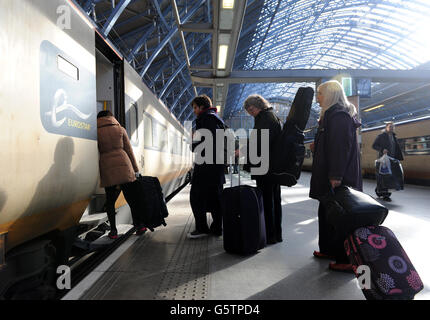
top-left (65, 172), bottom-right (430, 300)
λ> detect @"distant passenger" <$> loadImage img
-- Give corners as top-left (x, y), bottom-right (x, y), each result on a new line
top-left (188, 95), bottom-right (226, 238)
top-left (309, 80), bottom-right (362, 272)
top-left (97, 110), bottom-right (147, 239)
top-left (241, 94), bottom-right (283, 244)
top-left (372, 121), bottom-right (404, 201)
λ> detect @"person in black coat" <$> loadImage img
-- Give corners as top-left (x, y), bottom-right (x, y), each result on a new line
top-left (309, 80), bottom-right (362, 272)
top-left (372, 122), bottom-right (404, 201)
top-left (241, 94), bottom-right (283, 244)
top-left (188, 95), bottom-right (226, 239)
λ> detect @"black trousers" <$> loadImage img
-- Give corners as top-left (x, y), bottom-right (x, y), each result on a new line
top-left (375, 187), bottom-right (391, 198)
top-left (190, 183), bottom-right (223, 233)
top-left (256, 178), bottom-right (282, 242)
top-left (317, 201), bottom-right (349, 264)
top-left (105, 182), bottom-right (142, 233)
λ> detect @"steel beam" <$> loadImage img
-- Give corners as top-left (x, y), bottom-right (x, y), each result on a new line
top-left (180, 23), bottom-right (214, 33)
top-left (178, 95), bottom-right (196, 119)
top-left (159, 35), bottom-right (211, 98)
top-left (101, 0), bottom-right (131, 37)
top-left (191, 69), bottom-right (430, 85)
top-left (149, 0), bottom-right (182, 64)
top-left (139, 0), bottom-right (206, 78)
top-left (171, 83), bottom-right (193, 113)
top-left (171, 0), bottom-right (196, 96)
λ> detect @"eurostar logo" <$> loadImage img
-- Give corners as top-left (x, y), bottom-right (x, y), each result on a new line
top-left (46, 89), bottom-right (92, 128)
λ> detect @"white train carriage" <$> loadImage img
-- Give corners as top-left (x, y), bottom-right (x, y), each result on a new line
top-left (0, 0), bottom-right (192, 298)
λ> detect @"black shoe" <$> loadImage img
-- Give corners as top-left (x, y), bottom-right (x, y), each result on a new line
top-left (188, 230), bottom-right (210, 239)
top-left (276, 237), bottom-right (283, 243)
top-left (267, 237), bottom-right (277, 245)
top-left (383, 196), bottom-right (392, 202)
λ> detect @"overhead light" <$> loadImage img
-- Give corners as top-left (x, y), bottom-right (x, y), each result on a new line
top-left (218, 45), bottom-right (228, 69)
top-left (222, 0), bottom-right (235, 9)
top-left (364, 104), bottom-right (384, 112)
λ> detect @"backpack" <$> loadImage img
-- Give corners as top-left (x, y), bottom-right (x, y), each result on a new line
top-left (269, 87), bottom-right (314, 186)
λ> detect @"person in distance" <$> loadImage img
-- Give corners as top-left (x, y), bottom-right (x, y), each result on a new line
top-left (372, 121), bottom-right (404, 202)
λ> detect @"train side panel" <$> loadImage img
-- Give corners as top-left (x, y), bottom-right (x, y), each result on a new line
top-left (123, 62), bottom-right (192, 199)
top-left (362, 119), bottom-right (430, 181)
top-left (0, 0), bottom-right (99, 252)
top-left (303, 118), bottom-right (430, 183)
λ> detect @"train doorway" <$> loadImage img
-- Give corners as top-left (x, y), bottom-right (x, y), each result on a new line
top-left (95, 32), bottom-right (125, 126)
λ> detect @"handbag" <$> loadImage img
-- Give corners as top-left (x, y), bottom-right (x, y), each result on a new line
top-left (324, 186), bottom-right (389, 239)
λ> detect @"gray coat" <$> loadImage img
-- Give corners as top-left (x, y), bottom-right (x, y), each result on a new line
top-left (309, 104), bottom-right (363, 199)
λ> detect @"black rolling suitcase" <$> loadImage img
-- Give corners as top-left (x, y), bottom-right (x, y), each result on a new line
top-left (135, 175), bottom-right (169, 231)
top-left (269, 87), bottom-right (314, 187)
top-left (345, 225), bottom-right (424, 300)
top-left (221, 167), bottom-right (266, 255)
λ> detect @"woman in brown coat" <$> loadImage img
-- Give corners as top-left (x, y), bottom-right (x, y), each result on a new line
top-left (97, 110), bottom-right (146, 238)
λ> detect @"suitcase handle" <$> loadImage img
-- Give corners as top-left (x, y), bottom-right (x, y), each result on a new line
top-left (230, 156), bottom-right (240, 188)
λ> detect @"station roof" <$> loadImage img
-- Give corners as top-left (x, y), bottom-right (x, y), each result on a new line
top-left (74, 0), bottom-right (430, 127)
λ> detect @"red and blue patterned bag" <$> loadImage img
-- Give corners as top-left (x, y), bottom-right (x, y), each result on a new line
top-left (345, 225), bottom-right (424, 300)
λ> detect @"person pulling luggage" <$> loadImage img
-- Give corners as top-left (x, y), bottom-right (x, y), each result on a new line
top-left (372, 121), bottom-right (404, 202)
top-left (97, 110), bottom-right (147, 238)
top-left (309, 80), bottom-right (362, 272)
top-left (188, 95), bottom-right (226, 239)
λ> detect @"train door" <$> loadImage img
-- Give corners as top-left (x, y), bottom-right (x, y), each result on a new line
top-left (82, 33), bottom-right (128, 219)
top-left (95, 32), bottom-right (125, 124)
top-left (95, 49), bottom-right (115, 116)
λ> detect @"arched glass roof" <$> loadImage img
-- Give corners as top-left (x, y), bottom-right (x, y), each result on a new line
top-left (226, 0), bottom-right (430, 125)
top-left (75, 0), bottom-right (430, 126)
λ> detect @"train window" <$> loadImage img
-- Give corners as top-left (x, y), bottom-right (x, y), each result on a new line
top-left (168, 131), bottom-right (175, 154)
top-left (177, 136), bottom-right (182, 154)
top-left (152, 122), bottom-right (168, 152)
top-left (128, 103), bottom-right (138, 145)
top-left (400, 135), bottom-right (430, 155)
top-left (152, 122), bottom-right (160, 148)
top-left (143, 114), bottom-right (152, 147)
top-left (57, 55), bottom-right (79, 80)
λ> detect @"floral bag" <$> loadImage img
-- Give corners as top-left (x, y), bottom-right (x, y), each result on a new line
top-left (345, 225), bottom-right (424, 300)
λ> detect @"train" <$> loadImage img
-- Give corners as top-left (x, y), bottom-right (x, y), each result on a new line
top-left (0, 0), bottom-right (192, 299)
top-left (302, 116), bottom-right (430, 185)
